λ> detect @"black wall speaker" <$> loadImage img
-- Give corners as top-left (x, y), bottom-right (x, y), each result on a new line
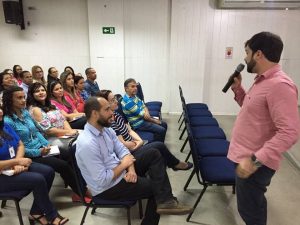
top-left (2, 1), bottom-right (22, 24)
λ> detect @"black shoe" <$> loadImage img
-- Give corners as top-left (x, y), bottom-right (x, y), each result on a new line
top-left (172, 162), bottom-right (193, 171)
top-left (156, 199), bottom-right (192, 215)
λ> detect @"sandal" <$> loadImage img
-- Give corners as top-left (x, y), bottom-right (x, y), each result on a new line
top-left (50, 214), bottom-right (69, 225)
top-left (28, 214), bottom-right (49, 225)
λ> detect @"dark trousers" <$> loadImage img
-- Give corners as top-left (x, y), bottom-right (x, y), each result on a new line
top-left (0, 162), bottom-right (58, 221)
top-left (138, 141), bottom-right (179, 168)
top-left (236, 166), bottom-right (275, 225)
top-left (33, 155), bottom-right (79, 195)
top-left (136, 120), bottom-right (167, 142)
top-left (93, 148), bottom-right (174, 225)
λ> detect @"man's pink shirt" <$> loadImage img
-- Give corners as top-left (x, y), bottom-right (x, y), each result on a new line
top-left (228, 65), bottom-right (300, 170)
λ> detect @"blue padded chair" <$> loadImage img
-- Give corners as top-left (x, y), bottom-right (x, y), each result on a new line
top-left (178, 85), bottom-right (208, 123)
top-left (69, 139), bottom-right (143, 225)
top-left (0, 190), bottom-right (31, 225)
top-left (195, 139), bottom-right (229, 157)
top-left (183, 125), bottom-right (235, 222)
top-left (136, 82), bottom-right (162, 110)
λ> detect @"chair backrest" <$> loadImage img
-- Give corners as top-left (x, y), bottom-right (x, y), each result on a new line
top-left (115, 95), bottom-right (129, 123)
top-left (136, 82), bottom-right (145, 102)
top-left (68, 138), bottom-right (90, 205)
top-left (186, 124), bottom-right (201, 179)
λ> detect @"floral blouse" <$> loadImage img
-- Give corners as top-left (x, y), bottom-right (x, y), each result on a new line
top-left (29, 106), bottom-right (66, 131)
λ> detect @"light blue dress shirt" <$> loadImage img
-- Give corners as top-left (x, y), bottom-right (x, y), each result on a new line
top-left (76, 122), bottom-right (130, 196)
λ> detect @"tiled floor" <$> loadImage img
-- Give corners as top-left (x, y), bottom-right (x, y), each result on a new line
top-left (1, 114), bottom-right (300, 225)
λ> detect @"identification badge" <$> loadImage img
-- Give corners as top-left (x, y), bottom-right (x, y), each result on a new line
top-left (9, 146), bottom-right (15, 158)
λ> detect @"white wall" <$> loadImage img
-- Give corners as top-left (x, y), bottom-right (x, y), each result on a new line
top-left (0, 0), bottom-right (300, 114)
top-left (0, 0), bottom-right (90, 75)
top-left (169, 0), bottom-right (300, 114)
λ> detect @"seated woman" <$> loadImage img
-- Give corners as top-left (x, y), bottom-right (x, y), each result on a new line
top-left (32, 65), bottom-right (47, 86)
top-left (26, 82), bottom-right (78, 153)
top-left (0, 107), bottom-right (69, 225)
top-left (60, 71), bottom-right (84, 113)
top-left (97, 90), bottom-right (193, 171)
top-left (74, 76), bottom-right (89, 101)
top-left (48, 81), bottom-right (86, 129)
top-left (0, 71), bottom-right (16, 104)
top-left (3, 86), bottom-right (88, 202)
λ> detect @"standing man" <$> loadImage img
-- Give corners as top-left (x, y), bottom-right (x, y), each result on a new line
top-left (84, 67), bottom-right (100, 96)
top-left (121, 78), bottom-right (167, 142)
top-left (76, 97), bottom-right (192, 225)
top-left (228, 31), bottom-right (300, 225)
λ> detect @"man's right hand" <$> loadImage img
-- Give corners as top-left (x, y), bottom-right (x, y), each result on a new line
top-left (231, 74), bottom-right (242, 89)
top-left (121, 154), bottom-right (136, 168)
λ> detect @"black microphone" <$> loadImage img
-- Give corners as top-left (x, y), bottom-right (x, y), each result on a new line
top-left (222, 63), bottom-right (245, 93)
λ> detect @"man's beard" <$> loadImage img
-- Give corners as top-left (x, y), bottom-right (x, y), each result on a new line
top-left (97, 117), bottom-right (112, 128)
top-left (246, 57), bottom-right (256, 73)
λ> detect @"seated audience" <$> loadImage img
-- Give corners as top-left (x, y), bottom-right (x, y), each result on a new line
top-left (74, 76), bottom-right (89, 101)
top-left (3, 86), bottom-right (86, 202)
top-left (13, 65), bottom-right (23, 85)
top-left (76, 97), bottom-right (192, 225)
top-left (47, 67), bottom-right (59, 90)
top-left (48, 81), bottom-right (86, 129)
top-left (121, 78), bottom-right (167, 142)
top-left (32, 65), bottom-right (47, 86)
top-left (97, 90), bottom-right (193, 170)
top-left (26, 82), bottom-right (78, 152)
top-left (0, 71), bottom-right (16, 104)
top-left (0, 108), bottom-right (69, 225)
top-left (84, 67), bottom-right (100, 96)
top-left (19, 71), bottom-right (33, 97)
top-left (60, 71), bottom-right (84, 113)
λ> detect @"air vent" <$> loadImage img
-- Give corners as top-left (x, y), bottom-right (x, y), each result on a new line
top-left (218, 0), bottom-right (300, 9)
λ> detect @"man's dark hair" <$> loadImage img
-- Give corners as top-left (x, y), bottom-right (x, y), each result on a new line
top-left (3, 86), bottom-right (24, 117)
top-left (19, 71), bottom-right (30, 79)
top-left (85, 67), bottom-right (93, 76)
top-left (124, 78), bottom-right (136, 88)
top-left (84, 97), bottom-right (101, 119)
top-left (245, 31), bottom-right (283, 63)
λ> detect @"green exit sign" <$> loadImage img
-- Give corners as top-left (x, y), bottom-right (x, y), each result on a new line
top-left (102, 27), bottom-right (115, 34)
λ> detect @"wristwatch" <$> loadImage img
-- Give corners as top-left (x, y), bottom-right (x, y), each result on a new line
top-left (251, 155), bottom-right (263, 168)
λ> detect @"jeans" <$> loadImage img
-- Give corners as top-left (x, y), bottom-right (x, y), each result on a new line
top-left (236, 166), bottom-right (275, 225)
top-left (0, 162), bottom-right (58, 221)
top-left (136, 141), bottom-right (179, 168)
top-left (93, 148), bottom-right (174, 225)
top-left (136, 120), bottom-right (167, 142)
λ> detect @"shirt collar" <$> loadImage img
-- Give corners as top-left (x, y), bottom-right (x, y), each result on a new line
top-left (85, 122), bottom-right (103, 137)
top-left (254, 64), bottom-right (281, 83)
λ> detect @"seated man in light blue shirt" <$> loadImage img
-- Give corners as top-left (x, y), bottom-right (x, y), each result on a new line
top-left (76, 97), bottom-right (192, 225)
top-left (19, 71), bottom-right (33, 98)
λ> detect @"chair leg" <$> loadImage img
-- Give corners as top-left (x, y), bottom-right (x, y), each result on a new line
top-left (178, 112), bottom-right (183, 123)
top-left (232, 185), bottom-right (236, 194)
top-left (185, 150), bottom-right (191, 162)
top-left (184, 169), bottom-right (196, 191)
top-left (0, 210), bottom-right (2, 217)
top-left (180, 137), bottom-right (188, 152)
top-left (1, 200), bottom-right (7, 208)
top-left (14, 200), bottom-right (24, 225)
top-left (186, 185), bottom-right (208, 222)
top-left (138, 199), bottom-right (143, 219)
top-left (80, 206), bottom-right (91, 225)
top-left (91, 207), bottom-right (96, 215)
top-left (179, 126), bottom-right (186, 140)
top-left (127, 207), bottom-right (131, 225)
top-left (178, 119), bottom-right (184, 130)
